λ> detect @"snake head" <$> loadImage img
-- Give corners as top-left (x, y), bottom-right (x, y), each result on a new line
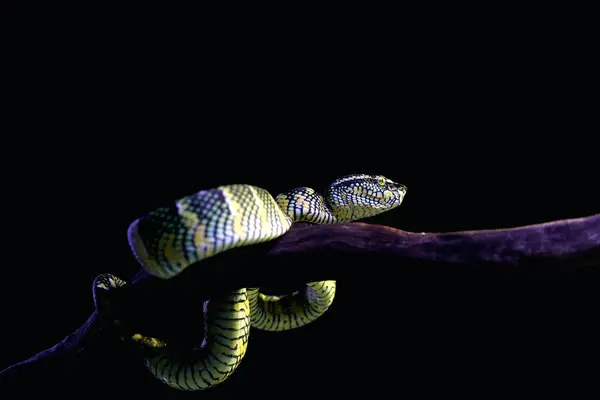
top-left (376, 175), bottom-right (407, 203)
top-left (327, 174), bottom-right (407, 221)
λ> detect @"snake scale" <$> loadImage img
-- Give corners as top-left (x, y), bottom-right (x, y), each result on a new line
top-left (93, 174), bottom-right (407, 391)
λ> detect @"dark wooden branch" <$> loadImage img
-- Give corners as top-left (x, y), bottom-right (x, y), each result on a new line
top-left (273, 214), bottom-right (599, 264)
top-left (269, 213), bottom-right (600, 272)
top-left (1, 312), bottom-right (104, 392)
top-left (2, 214), bottom-right (599, 394)
top-left (0, 311), bottom-right (159, 394)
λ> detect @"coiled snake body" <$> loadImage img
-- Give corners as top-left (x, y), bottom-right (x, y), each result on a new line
top-left (93, 174), bottom-right (407, 391)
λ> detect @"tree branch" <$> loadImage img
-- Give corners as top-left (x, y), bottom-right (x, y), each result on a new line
top-left (2, 214), bottom-right (599, 394)
top-left (268, 214), bottom-right (600, 271)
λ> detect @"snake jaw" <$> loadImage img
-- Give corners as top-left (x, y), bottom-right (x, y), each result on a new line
top-left (382, 182), bottom-right (407, 208)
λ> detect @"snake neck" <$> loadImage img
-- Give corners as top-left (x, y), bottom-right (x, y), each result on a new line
top-left (275, 187), bottom-right (339, 224)
top-left (274, 186), bottom-right (384, 224)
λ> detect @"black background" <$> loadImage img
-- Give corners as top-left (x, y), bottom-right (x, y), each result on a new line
top-left (2, 2), bottom-right (599, 397)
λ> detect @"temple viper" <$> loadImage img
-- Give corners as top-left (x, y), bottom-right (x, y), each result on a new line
top-left (93, 174), bottom-right (407, 390)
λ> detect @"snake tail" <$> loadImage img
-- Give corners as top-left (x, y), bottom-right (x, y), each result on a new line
top-left (93, 273), bottom-right (127, 320)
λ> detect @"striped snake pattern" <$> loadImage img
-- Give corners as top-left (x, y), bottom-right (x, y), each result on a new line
top-left (93, 174), bottom-right (407, 391)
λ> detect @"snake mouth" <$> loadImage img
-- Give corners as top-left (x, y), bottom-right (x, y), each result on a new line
top-left (369, 189), bottom-right (406, 206)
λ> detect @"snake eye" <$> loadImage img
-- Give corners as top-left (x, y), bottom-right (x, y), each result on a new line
top-left (377, 176), bottom-right (386, 186)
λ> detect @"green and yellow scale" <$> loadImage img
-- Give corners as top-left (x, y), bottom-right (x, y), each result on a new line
top-left (93, 174), bottom-right (407, 391)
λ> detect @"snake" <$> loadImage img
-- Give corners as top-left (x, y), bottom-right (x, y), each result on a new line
top-left (92, 174), bottom-right (407, 391)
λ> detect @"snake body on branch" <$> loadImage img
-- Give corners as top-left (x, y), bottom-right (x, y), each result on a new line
top-left (93, 174), bottom-right (407, 391)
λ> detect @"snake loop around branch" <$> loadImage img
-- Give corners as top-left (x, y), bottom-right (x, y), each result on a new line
top-left (93, 174), bottom-right (407, 391)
